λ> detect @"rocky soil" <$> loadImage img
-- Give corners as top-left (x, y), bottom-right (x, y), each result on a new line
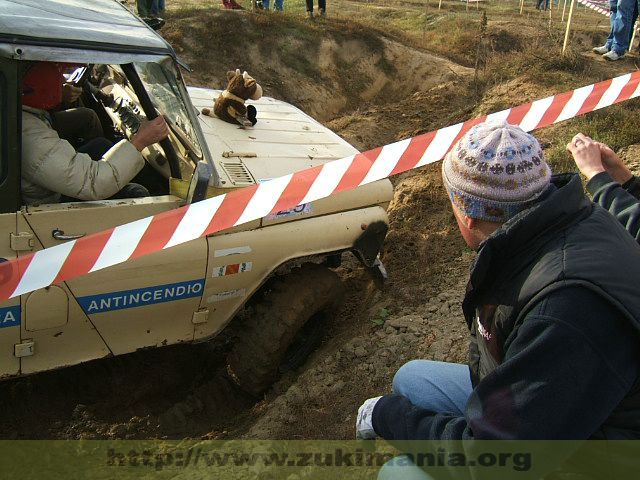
top-left (2, 1), bottom-right (639, 442)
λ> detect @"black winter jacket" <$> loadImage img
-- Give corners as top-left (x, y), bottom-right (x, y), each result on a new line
top-left (587, 172), bottom-right (640, 242)
top-left (372, 174), bottom-right (640, 442)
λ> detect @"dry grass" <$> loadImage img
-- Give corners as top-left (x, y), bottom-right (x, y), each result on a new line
top-left (164, 0), bottom-right (640, 172)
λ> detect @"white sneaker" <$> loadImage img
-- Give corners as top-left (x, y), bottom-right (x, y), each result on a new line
top-left (592, 45), bottom-right (609, 54)
top-left (603, 50), bottom-right (624, 61)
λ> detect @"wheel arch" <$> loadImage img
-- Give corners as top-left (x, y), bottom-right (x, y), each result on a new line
top-left (194, 206), bottom-right (389, 342)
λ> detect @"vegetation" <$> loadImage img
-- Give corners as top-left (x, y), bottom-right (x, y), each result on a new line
top-left (165, 0), bottom-right (640, 173)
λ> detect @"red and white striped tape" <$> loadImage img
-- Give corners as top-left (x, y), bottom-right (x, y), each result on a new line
top-left (577, 0), bottom-right (611, 17)
top-left (2, 71), bottom-right (640, 302)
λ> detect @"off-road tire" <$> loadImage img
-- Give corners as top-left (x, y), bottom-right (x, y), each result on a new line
top-left (227, 263), bottom-right (342, 396)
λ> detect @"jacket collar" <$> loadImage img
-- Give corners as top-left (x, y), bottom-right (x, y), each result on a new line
top-left (466, 174), bottom-right (592, 309)
top-left (22, 105), bottom-right (53, 125)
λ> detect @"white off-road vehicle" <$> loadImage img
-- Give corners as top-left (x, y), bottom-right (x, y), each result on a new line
top-left (0, 0), bottom-right (392, 394)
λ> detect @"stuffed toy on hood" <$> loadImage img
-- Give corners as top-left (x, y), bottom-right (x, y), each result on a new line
top-left (202, 69), bottom-right (262, 127)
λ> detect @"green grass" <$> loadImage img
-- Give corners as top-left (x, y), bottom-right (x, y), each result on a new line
top-left (539, 99), bottom-right (640, 173)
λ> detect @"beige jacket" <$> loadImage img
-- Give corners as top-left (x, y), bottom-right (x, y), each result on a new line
top-left (21, 107), bottom-right (144, 205)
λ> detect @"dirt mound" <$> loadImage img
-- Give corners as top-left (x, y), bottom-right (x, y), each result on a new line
top-left (244, 174), bottom-right (473, 439)
top-left (163, 10), bottom-right (471, 123)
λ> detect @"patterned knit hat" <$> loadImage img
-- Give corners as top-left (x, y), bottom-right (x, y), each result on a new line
top-left (442, 121), bottom-right (551, 223)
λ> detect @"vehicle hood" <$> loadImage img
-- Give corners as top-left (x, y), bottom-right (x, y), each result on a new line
top-left (187, 86), bottom-right (361, 185)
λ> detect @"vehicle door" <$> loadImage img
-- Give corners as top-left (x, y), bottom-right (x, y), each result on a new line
top-left (19, 197), bottom-right (208, 373)
top-left (0, 213), bottom-right (19, 378)
top-left (0, 58), bottom-right (20, 377)
top-left (15, 60), bottom-right (209, 373)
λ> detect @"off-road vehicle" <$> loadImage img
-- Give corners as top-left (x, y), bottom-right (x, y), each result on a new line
top-left (0, 0), bottom-right (392, 394)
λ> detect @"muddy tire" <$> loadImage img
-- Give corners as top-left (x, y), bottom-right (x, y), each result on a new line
top-left (227, 263), bottom-right (342, 396)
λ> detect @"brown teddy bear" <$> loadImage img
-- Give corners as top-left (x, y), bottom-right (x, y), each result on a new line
top-left (202, 69), bottom-right (263, 127)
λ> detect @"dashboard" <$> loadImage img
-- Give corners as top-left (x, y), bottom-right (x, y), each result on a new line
top-left (84, 64), bottom-right (198, 181)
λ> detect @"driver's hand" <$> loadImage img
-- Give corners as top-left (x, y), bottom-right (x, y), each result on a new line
top-left (130, 116), bottom-right (170, 152)
top-left (62, 83), bottom-right (83, 105)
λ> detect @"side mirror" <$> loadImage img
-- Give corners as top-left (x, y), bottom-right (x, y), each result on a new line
top-left (186, 161), bottom-right (213, 204)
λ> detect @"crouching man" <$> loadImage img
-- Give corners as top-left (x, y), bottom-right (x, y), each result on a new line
top-left (356, 121), bottom-right (640, 477)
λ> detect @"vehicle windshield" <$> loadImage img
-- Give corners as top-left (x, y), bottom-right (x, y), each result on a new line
top-left (134, 60), bottom-right (203, 158)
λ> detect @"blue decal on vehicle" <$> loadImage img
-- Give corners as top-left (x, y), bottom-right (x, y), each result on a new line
top-left (0, 305), bottom-right (20, 329)
top-left (77, 279), bottom-right (205, 315)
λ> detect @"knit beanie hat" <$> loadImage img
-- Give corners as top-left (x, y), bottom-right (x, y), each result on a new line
top-left (442, 121), bottom-right (551, 223)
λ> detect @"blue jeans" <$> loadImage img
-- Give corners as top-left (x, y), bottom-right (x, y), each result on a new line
top-left (377, 360), bottom-right (473, 480)
top-left (306, 0), bottom-right (326, 12)
top-left (137, 0), bottom-right (152, 16)
top-left (536, 0), bottom-right (550, 9)
top-left (606, 0), bottom-right (639, 54)
top-left (262, 0), bottom-right (284, 10)
top-left (151, 0), bottom-right (165, 15)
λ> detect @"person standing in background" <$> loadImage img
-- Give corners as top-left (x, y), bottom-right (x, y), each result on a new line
top-left (151, 0), bottom-right (166, 16)
top-left (137, 0), bottom-right (153, 17)
top-left (262, 0), bottom-right (284, 11)
top-left (536, 0), bottom-right (550, 10)
top-left (593, 0), bottom-right (639, 61)
top-left (306, 0), bottom-right (326, 18)
top-left (222, 0), bottom-right (244, 9)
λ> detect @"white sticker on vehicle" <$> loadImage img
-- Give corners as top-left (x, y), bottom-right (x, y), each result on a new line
top-left (212, 262), bottom-right (253, 277)
top-left (265, 203), bottom-right (313, 220)
top-left (207, 289), bottom-right (247, 303)
top-left (213, 246), bottom-right (252, 257)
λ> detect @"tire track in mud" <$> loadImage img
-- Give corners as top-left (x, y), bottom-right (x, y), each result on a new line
top-left (0, 340), bottom-right (254, 439)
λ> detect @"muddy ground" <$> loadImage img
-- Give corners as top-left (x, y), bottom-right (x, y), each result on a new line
top-left (2, 1), bottom-right (640, 441)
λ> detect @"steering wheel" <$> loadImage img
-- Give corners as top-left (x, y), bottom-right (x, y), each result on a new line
top-left (121, 63), bottom-right (182, 179)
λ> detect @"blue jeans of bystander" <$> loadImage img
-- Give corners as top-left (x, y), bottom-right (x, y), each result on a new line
top-left (262, 0), bottom-right (284, 10)
top-left (536, 0), bottom-right (550, 10)
top-left (377, 360), bottom-right (473, 480)
top-left (305, 0), bottom-right (326, 13)
top-left (151, 0), bottom-right (165, 15)
top-left (606, 0), bottom-right (639, 54)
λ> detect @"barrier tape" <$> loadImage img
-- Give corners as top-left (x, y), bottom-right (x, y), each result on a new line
top-left (577, 0), bottom-right (611, 17)
top-left (1, 71), bottom-right (640, 302)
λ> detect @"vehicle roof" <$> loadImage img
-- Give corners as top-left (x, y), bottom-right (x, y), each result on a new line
top-left (0, 0), bottom-right (171, 55)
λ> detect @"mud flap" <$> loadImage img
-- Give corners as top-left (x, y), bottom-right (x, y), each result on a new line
top-left (352, 221), bottom-right (389, 289)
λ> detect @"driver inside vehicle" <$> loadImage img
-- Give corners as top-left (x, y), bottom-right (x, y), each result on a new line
top-left (20, 61), bottom-right (170, 205)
